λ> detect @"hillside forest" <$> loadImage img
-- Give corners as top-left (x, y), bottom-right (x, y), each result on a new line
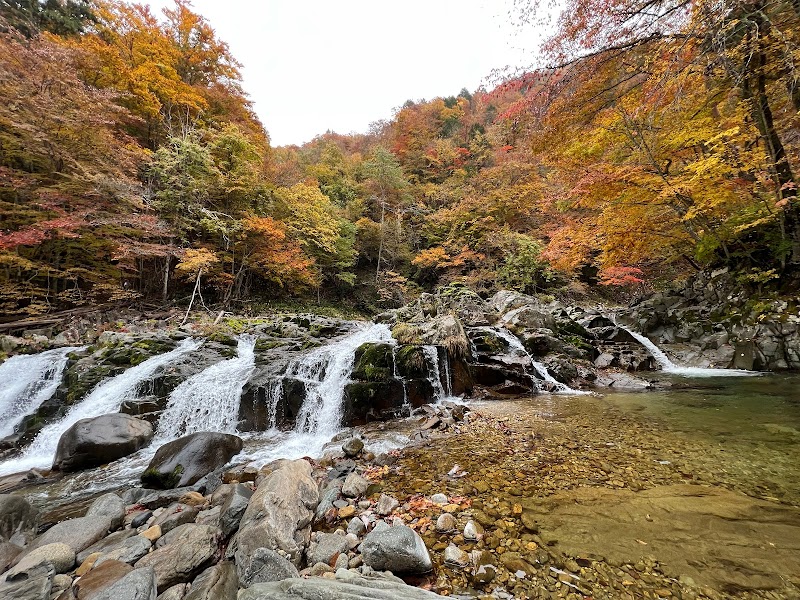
top-left (1, 0), bottom-right (799, 319)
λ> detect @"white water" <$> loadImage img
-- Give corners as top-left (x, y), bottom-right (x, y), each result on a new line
top-left (392, 346), bottom-right (410, 414)
top-left (0, 346), bottom-right (83, 439)
top-left (155, 335), bottom-right (257, 441)
top-left (616, 325), bottom-right (760, 377)
top-left (244, 323), bottom-right (394, 464)
top-left (0, 337), bottom-right (202, 475)
top-left (485, 326), bottom-right (588, 394)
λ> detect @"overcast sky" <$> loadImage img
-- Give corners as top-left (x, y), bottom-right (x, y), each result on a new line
top-left (145, 1), bottom-right (543, 147)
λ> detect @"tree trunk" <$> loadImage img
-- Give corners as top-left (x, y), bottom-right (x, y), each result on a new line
top-left (162, 254), bottom-right (171, 301)
top-left (375, 199), bottom-right (385, 283)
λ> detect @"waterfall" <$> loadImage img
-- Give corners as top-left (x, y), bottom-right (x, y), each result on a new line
top-left (485, 326), bottom-right (588, 394)
top-left (616, 324), bottom-right (760, 377)
top-left (0, 337), bottom-right (202, 475)
top-left (0, 346), bottom-right (83, 439)
top-left (391, 346), bottom-right (410, 414)
top-left (155, 335), bottom-right (256, 440)
top-left (422, 345), bottom-right (448, 401)
top-left (265, 378), bottom-right (283, 430)
top-left (285, 323), bottom-right (393, 436)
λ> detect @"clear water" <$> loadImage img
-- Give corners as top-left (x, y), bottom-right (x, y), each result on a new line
top-left (0, 346), bottom-right (83, 438)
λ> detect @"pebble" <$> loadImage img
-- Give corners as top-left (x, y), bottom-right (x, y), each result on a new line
top-left (436, 513), bottom-right (458, 532)
top-left (140, 525), bottom-right (161, 542)
top-left (431, 493), bottom-right (448, 504)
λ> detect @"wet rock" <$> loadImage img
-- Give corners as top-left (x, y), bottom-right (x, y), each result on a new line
top-left (137, 488), bottom-right (199, 510)
top-left (52, 414), bottom-right (153, 472)
top-left (341, 438), bottom-right (364, 457)
top-left (360, 523), bottom-right (433, 574)
top-left (141, 433), bottom-right (243, 489)
top-left (152, 504), bottom-right (200, 535)
top-left (6, 542), bottom-right (75, 576)
top-left (72, 559), bottom-right (133, 599)
top-left (0, 562), bottom-right (53, 600)
top-left (443, 544), bottom-right (470, 568)
top-left (235, 547), bottom-right (299, 588)
top-left (130, 512), bottom-right (152, 529)
top-left (86, 494), bottom-right (126, 531)
top-left (306, 532), bottom-right (348, 566)
top-left (134, 524), bottom-right (220, 593)
top-left (89, 566), bottom-right (157, 600)
top-left (238, 569), bottom-right (443, 599)
top-left (341, 472), bottom-right (370, 498)
top-left (0, 495), bottom-right (38, 543)
top-left (219, 483), bottom-right (252, 538)
top-left (184, 561), bottom-right (237, 600)
top-left (237, 459), bottom-right (318, 568)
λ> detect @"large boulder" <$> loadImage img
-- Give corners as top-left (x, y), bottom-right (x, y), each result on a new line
top-left (89, 567), bottom-right (157, 600)
top-left (0, 562), bottom-right (54, 600)
top-left (0, 495), bottom-right (38, 543)
top-left (134, 524), bottom-right (220, 593)
top-left (53, 414), bottom-right (153, 472)
top-left (236, 459), bottom-right (318, 568)
top-left (140, 432), bottom-right (243, 489)
top-left (360, 522), bottom-right (432, 574)
top-left (184, 561), bottom-right (237, 600)
top-left (29, 515), bottom-right (111, 554)
top-left (235, 548), bottom-right (298, 588)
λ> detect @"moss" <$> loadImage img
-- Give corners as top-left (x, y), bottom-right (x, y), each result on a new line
top-left (141, 463), bottom-right (184, 489)
top-left (392, 323), bottom-right (423, 345)
top-left (395, 345), bottom-right (427, 379)
top-left (255, 339), bottom-right (283, 351)
top-left (352, 343), bottom-right (394, 382)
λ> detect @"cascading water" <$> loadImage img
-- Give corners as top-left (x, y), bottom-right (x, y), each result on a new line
top-left (616, 324), bottom-right (760, 377)
top-left (239, 323), bottom-right (395, 465)
top-left (422, 345), bottom-right (447, 400)
top-left (0, 346), bottom-right (83, 439)
top-left (155, 335), bottom-right (257, 441)
top-left (392, 346), bottom-right (410, 413)
top-left (0, 337), bottom-right (202, 476)
top-left (485, 326), bottom-right (588, 394)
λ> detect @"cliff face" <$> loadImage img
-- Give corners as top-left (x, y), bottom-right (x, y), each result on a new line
top-left (623, 269), bottom-right (800, 371)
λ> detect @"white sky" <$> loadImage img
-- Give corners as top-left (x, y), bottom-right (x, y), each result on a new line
top-left (145, 1), bottom-right (543, 147)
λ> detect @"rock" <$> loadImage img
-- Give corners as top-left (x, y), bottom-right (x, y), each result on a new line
top-left (0, 541), bottom-right (22, 573)
top-left (152, 503), bottom-right (200, 535)
top-left (134, 524), bottom-right (219, 593)
top-left (178, 492), bottom-right (205, 507)
top-left (341, 472), bottom-right (370, 498)
top-left (237, 459), bottom-right (318, 567)
top-left (7, 542), bottom-right (75, 576)
top-left (346, 518), bottom-right (366, 536)
top-left (337, 506), bottom-right (355, 519)
top-left (472, 551), bottom-right (497, 584)
top-left (138, 488), bottom-right (199, 511)
top-left (463, 520), bottom-right (484, 541)
top-left (0, 562), bottom-right (53, 600)
top-left (95, 535), bottom-right (152, 566)
top-left (77, 531), bottom-right (136, 564)
top-left (237, 570), bottom-right (443, 599)
top-left (195, 506), bottom-right (220, 527)
top-left (130, 512), bottom-right (152, 529)
top-left (30, 515), bottom-right (111, 554)
top-left (219, 483), bottom-right (252, 538)
top-left (374, 494), bottom-right (399, 516)
top-left (235, 547), bottom-right (299, 589)
top-left (341, 438), bottom-right (364, 457)
top-left (306, 533), bottom-right (349, 566)
top-left (53, 414), bottom-right (153, 472)
top-left (443, 544), bottom-right (469, 567)
top-left (140, 525), bottom-right (161, 542)
top-left (360, 523), bottom-right (433, 574)
top-left (435, 513), bottom-right (457, 532)
top-left (314, 480), bottom-right (342, 523)
top-left (87, 493), bottom-right (126, 531)
top-left (430, 493), bottom-right (448, 505)
top-left (52, 573), bottom-right (72, 595)
top-left (72, 559), bottom-right (134, 599)
top-left (0, 495), bottom-right (38, 543)
top-left (88, 566), bottom-right (157, 600)
top-left (141, 433), bottom-right (243, 489)
top-left (155, 583), bottom-right (188, 600)
top-left (183, 561), bottom-right (237, 600)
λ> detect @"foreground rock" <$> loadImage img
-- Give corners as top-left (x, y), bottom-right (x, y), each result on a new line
top-left (360, 522), bottom-right (432, 574)
top-left (140, 432), bottom-right (243, 489)
top-left (53, 414), bottom-right (154, 472)
top-left (238, 570), bottom-right (443, 599)
top-left (236, 460), bottom-right (318, 570)
top-left (0, 495), bottom-right (38, 543)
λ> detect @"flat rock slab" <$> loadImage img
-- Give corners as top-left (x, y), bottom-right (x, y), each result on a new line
top-left (238, 571), bottom-right (444, 599)
top-left (520, 484), bottom-right (800, 592)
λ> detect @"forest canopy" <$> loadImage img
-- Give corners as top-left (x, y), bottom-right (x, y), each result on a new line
top-left (0, 0), bottom-right (797, 318)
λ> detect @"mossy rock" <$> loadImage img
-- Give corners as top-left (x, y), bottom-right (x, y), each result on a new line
top-left (351, 343), bottom-right (395, 382)
top-left (394, 345), bottom-right (428, 379)
top-left (392, 323), bottom-right (423, 345)
top-left (555, 318), bottom-right (591, 340)
top-left (343, 380), bottom-right (405, 424)
top-left (141, 464), bottom-right (185, 490)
